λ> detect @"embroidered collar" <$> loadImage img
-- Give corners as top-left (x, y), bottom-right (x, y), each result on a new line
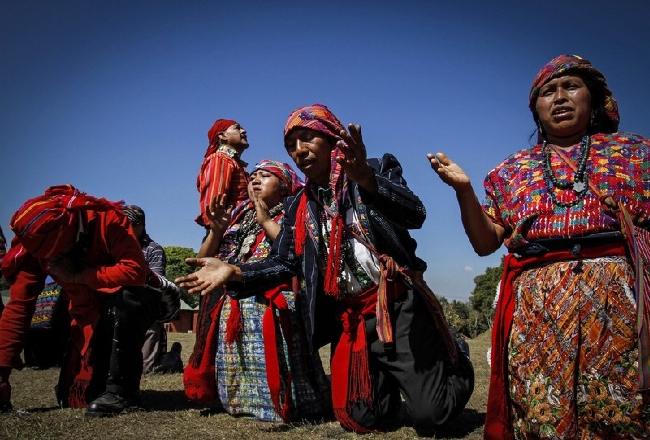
top-left (217, 144), bottom-right (248, 166)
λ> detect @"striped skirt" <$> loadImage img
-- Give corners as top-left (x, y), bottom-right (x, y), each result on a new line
top-left (216, 291), bottom-right (331, 422)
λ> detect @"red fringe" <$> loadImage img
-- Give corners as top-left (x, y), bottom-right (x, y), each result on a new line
top-left (294, 193), bottom-right (308, 256)
top-left (324, 215), bottom-right (344, 296)
top-left (348, 332), bottom-right (373, 411)
top-left (183, 296), bottom-right (226, 403)
top-left (225, 299), bottom-right (242, 344)
top-left (262, 283), bottom-right (294, 422)
top-left (330, 290), bottom-right (380, 434)
top-left (188, 293), bottom-right (212, 369)
top-left (334, 408), bottom-right (376, 434)
top-left (67, 346), bottom-right (93, 408)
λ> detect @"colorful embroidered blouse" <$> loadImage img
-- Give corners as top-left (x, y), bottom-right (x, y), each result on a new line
top-left (217, 206), bottom-right (284, 264)
top-left (482, 132), bottom-right (650, 250)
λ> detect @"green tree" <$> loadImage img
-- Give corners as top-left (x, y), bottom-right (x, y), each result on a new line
top-left (164, 246), bottom-right (199, 309)
top-left (469, 256), bottom-right (505, 331)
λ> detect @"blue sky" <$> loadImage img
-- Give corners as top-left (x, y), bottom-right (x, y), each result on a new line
top-left (2, 1), bottom-right (649, 301)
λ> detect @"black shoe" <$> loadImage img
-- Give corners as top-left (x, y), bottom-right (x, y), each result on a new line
top-left (85, 392), bottom-right (138, 418)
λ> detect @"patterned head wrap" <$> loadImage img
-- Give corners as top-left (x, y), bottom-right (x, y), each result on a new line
top-left (529, 54), bottom-right (619, 132)
top-left (207, 119), bottom-right (238, 146)
top-left (285, 104), bottom-right (351, 297)
top-left (253, 159), bottom-right (304, 196)
top-left (123, 205), bottom-right (146, 226)
top-left (10, 184), bottom-right (124, 259)
top-left (283, 103), bottom-right (347, 200)
top-left (284, 103), bottom-right (345, 143)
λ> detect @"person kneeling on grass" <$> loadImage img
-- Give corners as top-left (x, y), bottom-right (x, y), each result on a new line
top-left (177, 104), bottom-right (474, 435)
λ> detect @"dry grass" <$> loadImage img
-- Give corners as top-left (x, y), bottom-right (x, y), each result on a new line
top-left (1, 331), bottom-right (491, 439)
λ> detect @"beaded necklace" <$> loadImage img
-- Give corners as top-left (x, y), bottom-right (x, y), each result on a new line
top-left (233, 203), bottom-right (284, 260)
top-left (541, 135), bottom-right (590, 208)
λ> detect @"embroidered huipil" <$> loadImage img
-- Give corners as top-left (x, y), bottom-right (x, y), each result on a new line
top-left (483, 133), bottom-right (650, 250)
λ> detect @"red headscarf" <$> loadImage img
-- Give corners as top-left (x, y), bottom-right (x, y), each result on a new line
top-left (10, 184), bottom-right (124, 259)
top-left (206, 119), bottom-right (238, 156)
top-left (284, 103), bottom-right (349, 296)
top-left (528, 54), bottom-right (619, 132)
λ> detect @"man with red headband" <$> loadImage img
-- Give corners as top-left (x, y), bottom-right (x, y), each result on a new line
top-left (195, 118), bottom-right (250, 230)
top-left (177, 104), bottom-right (474, 435)
top-left (0, 185), bottom-right (160, 417)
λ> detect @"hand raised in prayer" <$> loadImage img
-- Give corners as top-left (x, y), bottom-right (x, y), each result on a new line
top-left (337, 123), bottom-right (376, 191)
top-left (206, 195), bottom-right (233, 235)
top-left (427, 152), bottom-right (473, 195)
top-left (175, 257), bottom-right (237, 296)
top-left (248, 187), bottom-right (271, 226)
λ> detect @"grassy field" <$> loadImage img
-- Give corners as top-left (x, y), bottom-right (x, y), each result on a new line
top-left (0, 331), bottom-right (490, 439)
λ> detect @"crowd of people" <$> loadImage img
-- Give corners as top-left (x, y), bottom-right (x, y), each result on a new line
top-left (0, 54), bottom-right (648, 438)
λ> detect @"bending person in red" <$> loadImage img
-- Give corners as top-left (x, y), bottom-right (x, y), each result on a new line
top-left (0, 184), bottom-right (160, 417)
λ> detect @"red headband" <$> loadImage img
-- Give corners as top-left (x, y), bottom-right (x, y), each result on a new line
top-left (207, 119), bottom-right (238, 146)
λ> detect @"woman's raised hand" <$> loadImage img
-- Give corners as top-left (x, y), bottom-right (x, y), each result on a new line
top-left (427, 152), bottom-right (473, 194)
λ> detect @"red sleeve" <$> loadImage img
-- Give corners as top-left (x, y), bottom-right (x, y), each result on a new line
top-left (206, 154), bottom-right (236, 204)
top-left (80, 211), bottom-right (148, 292)
top-left (0, 250), bottom-right (46, 369)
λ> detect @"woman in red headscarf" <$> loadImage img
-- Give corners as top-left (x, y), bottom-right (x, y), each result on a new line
top-left (184, 159), bottom-right (331, 423)
top-left (429, 55), bottom-right (650, 438)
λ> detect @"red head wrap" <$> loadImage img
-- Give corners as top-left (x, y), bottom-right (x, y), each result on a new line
top-left (529, 54), bottom-right (619, 132)
top-left (207, 119), bottom-right (238, 146)
top-left (10, 184), bottom-right (124, 259)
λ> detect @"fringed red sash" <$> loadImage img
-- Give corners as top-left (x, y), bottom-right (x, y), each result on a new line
top-left (183, 293), bottom-right (227, 403)
top-left (294, 192), bottom-right (308, 257)
top-left (330, 281), bottom-right (407, 433)
top-left (484, 242), bottom-right (628, 440)
top-left (60, 322), bottom-right (94, 408)
top-left (262, 280), bottom-right (296, 422)
top-left (225, 298), bottom-right (242, 344)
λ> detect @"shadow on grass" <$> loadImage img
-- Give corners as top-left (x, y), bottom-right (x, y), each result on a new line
top-left (8, 405), bottom-right (61, 415)
top-left (141, 389), bottom-right (213, 412)
top-left (428, 408), bottom-right (486, 438)
top-left (375, 407), bottom-right (485, 438)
